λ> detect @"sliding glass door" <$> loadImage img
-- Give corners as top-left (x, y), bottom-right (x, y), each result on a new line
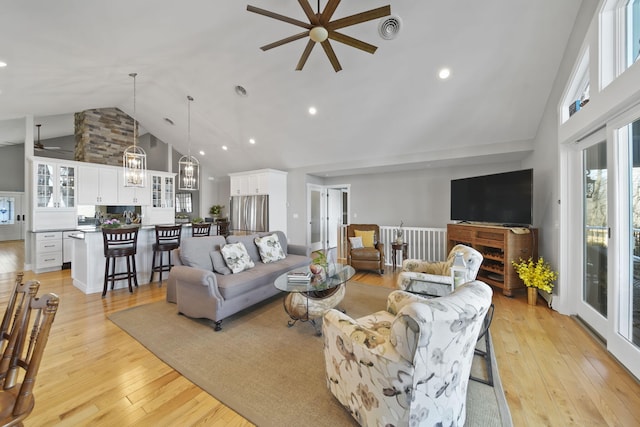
top-left (617, 117), bottom-right (640, 347)
top-left (579, 141), bottom-right (609, 336)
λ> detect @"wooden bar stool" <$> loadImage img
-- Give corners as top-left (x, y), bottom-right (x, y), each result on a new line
top-left (102, 227), bottom-right (139, 297)
top-left (191, 223), bottom-right (211, 237)
top-left (150, 225), bottom-right (182, 284)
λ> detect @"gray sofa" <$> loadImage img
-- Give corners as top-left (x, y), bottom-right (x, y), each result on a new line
top-left (167, 231), bottom-right (311, 331)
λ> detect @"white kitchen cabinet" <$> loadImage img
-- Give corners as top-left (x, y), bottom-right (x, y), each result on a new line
top-left (32, 159), bottom-right (77, 231)
top-left (78, 164), bottom-right (119, 205)
top-left (34, 231), bottom-right (63, 273)
top-left (142, 172), bottom-right (175, 225)
top-left (229, 171), bottom-right (272, 195)
top-left (118, 170), bottom-right (151, 205)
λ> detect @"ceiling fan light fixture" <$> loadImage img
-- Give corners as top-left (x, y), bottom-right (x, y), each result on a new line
top-left (309, 26), bottom-right (328, 43)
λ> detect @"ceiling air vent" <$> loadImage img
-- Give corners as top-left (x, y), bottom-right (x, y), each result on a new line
top-left (378, 15), bottom-right (402, 40)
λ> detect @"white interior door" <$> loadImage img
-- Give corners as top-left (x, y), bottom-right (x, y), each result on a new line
top-left (327, 188), bottom-right (342, 249)
top-left (307, 185), bottom-right (324, 252)
top-left (0, 192), bottom-right (25, 241)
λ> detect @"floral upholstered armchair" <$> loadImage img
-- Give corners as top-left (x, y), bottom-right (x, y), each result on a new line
top-left (396, 244), bottom-right (483, 297)
top-left (322, 280), bottom-right (493, 427)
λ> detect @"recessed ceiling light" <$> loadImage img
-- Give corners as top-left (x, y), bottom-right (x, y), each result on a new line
top-left (235, 85), bottom-right (248, 97)
top-left (308, 106), bottom-right (317, 115)
top-left (222, 145), bottom-right (228, 151)
top-left (199, 150), bottom-right (205, 155)
top-left (249, 138), bottom-right (256, 144)
top-left (0, 61), bottom-right (7, 68)
top-left (208, 176), bottom-right (215, 181)
top-left (438, 68), bottom-right (451, 79)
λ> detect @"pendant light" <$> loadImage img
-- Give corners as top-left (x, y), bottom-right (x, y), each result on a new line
top-left (178, 95), bottom-right (199, 190)
top-left (123, 72), bottom-right (147, 187)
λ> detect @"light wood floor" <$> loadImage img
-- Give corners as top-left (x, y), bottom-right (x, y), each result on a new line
top-left (1, 240), bottom-right (639, 426)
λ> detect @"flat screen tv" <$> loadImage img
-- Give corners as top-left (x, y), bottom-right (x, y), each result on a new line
top-left (450, 168), bottom-right (533, 226)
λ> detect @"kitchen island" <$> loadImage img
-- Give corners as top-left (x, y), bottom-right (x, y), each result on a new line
top-left (71, 224), bottom-right (190, 294)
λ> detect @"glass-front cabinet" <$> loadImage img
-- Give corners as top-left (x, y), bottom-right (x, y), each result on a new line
top-left (35, 162), bottom-right (76, 209)
top-left (150, 173), bottom-right (174, 208)
top-left (143, 172), bottom-right (176, 225)
top-left (32, 159), bottom-right (77, 231)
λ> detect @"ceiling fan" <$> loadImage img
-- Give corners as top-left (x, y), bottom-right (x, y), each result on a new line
top-left (34, 124), bottom-right (71, 153)
top-left (247, 0), bottom-right (391, 72)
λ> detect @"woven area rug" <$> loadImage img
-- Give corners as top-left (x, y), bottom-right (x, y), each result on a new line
top-left (109, 282), bottom-right (512, 427)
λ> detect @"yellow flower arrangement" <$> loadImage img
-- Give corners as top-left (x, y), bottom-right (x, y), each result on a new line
top-left (512, 257), bottom-right (557, 293)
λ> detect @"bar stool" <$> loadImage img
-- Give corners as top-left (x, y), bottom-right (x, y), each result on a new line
top-left (191, 223), bottom-right (211, 237)
top-left (150, 225), bottom-right (182, 284)
top-left (102, 227), bottom-right (139, 297)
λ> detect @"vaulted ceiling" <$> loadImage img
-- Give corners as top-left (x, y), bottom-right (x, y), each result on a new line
top-left (0, 0), bottom-right (584, 178)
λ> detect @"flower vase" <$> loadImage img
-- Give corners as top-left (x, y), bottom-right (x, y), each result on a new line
top-left (527, 287), bottom-right (538, 305)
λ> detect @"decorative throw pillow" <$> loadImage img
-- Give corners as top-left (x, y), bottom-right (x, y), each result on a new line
top-left (354, 230), bottom-right (375, 247)
top-left (220, 242), bottom-right (255, 274)
top-left (209, 250), bottom-right (232, 275)
top-left (349, 236), bottom-right (364, 249)
top-left (254, 233), bottom-right (286, 263)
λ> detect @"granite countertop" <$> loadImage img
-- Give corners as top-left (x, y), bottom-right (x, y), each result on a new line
top-left (76, 223), bottom-right (192, 233)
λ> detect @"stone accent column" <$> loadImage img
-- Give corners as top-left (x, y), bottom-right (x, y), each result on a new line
top-left (74, 108), bottom-right (136, 166)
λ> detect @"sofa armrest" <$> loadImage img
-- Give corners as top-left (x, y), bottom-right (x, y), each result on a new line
top-left (288, 244), bottom-right (311, 257)
top-left (170, 265), bottom-right (223, 302)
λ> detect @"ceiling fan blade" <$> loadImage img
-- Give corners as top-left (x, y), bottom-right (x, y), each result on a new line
top-left (261, 31), bottom-right (309, 51)
top-left (296, 40), bottom-right (316, 71)
top-left (320, 0), bottom-right (341, 25)
top-left (320, 40), bottom-right (342, 72)
top-left (247, 5), bottom-right (312, 30)
top-left (328, 5), bottom-right (391, 31)
top-left (298, 0), bottom-right (319, 25)
top-left (329, 31), bottom-right (377, 54)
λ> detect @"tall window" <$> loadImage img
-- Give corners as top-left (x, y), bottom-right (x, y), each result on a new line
top-left (601, 0), bottom-right (640, 87)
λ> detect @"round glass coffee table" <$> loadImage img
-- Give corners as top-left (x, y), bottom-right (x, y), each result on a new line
top-left (274, 263), bottom-right (355, 335)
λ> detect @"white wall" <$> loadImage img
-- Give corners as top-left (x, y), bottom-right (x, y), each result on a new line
top-left (522, 0), bottom-right (599, 304)
top-left (284, 161), bottom-right (522, 245)
top-left (0, 144), bottom-right (25, 192)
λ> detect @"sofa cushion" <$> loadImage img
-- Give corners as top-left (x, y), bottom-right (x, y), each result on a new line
top-left (210, 251), bottom-right (232, 275)
top-left (221, 242), bottom-right (255, 273)
top-left (257, 231), bottom-right (288, 254)
top-left (180, 236), bottom-right (227, 270)
top-left (226, 234), bottom-right (262, 263)
top-left (254, 233), bottom-right (286, 263)
top-left (351, 247), bottom-right (381, 261)
top-left (216, 253), bottom-right (311, 300)
top-left (354, 229), bottom-right (375, 247)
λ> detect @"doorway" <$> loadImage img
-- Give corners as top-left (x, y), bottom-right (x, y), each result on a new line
top-left (0, 192), bottom-right (25, 242)
top-left (307, 184), bottom-right (349, 253)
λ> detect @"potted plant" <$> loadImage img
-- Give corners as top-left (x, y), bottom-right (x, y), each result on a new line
top-left (310, 250), bottom-right (328, 281)
top-left (209, 205), bottom-right (224, 218)
top-left (175, 214), bottom-right (190, 224)
top-left (192, 217), bottom-right (204, 224)
top-left (101, 218), bottom-right (121, 229)
top-left (512, 257), bottom-right (557, 305)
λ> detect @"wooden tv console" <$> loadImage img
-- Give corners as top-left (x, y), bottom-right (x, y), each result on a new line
top-left (447, 223), bottom-right (538, 296)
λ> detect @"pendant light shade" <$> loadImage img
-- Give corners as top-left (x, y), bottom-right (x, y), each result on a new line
top-left (123, 72), bottom-right (147, 187)
top-left (178, 95), bottom-right (199, 190)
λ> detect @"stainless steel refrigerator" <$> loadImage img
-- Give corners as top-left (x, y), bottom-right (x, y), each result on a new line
top-left (229, 195), bottom-right (269, 234)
